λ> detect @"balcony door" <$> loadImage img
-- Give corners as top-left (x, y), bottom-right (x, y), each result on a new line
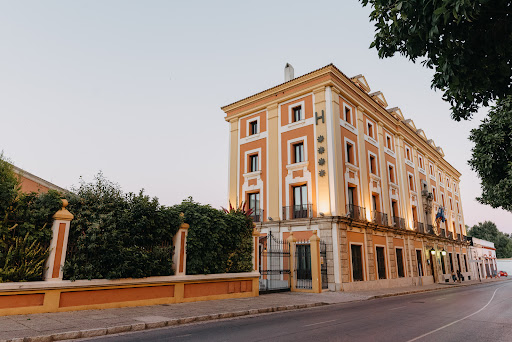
top-left (248, 192), bottom-right (260, 222)
top-left (293, 185), bottom-right (308, 218)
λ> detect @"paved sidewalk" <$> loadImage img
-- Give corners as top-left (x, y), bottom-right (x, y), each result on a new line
top-left (1, 277), bottom-right (506, 342)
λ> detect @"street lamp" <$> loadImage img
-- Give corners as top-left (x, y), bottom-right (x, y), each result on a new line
top-left (441, 249), bottom-right (447, 256)
top-left (430, 248), bottom-right (436, 255)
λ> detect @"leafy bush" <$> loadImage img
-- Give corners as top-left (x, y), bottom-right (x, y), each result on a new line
top-left (176, 198), bottom-right (253, 275)
top-left (0, 155), bottom-right (62, 282)
top-left (63, 174), bottom-right (182, 280)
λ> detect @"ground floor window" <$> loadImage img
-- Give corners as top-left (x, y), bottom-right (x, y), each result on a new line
top-left (396, 248), bottom-right (405, 278)
top-left (351, 244), bottom-right (364, 281)
top-left (457, 254), bottom-right (462, 272)
top-left (376, 246), bottom-right (386, 279)
top-left (464, 254), bottom-right (468, 272)
top-left (449, 253), bottom-right (454, 272)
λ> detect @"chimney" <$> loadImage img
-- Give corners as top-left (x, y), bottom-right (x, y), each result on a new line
top-left (284, 63), bottom-right (294, 82)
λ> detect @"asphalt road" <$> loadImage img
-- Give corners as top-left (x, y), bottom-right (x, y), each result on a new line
top-left (86, 281), bottom-right (512, 342)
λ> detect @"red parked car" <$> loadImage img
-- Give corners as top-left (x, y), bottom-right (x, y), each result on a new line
top-left (499, 271), bottom-right (508, 277)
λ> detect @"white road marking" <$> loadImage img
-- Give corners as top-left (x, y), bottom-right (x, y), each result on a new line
top-left (305, 319), bottom-right (337, 327)
top-left (406, 283), bottom-right (510, 342)
top-left (175, 334), bottom-right (192, 338)
top-left (389, 306), bottom-right (406, 310)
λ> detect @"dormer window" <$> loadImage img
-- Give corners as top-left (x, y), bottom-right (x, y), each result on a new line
top-left (292, 106), bottom-right (302, 122)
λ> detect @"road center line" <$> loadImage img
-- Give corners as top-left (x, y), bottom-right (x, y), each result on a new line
top-left (406, 283), bottom-right (509, 342)
top-left (305, 319), bottom-right (337, 327)
top-left (389, 306), bottom-right (406, 310)
top-left (175, 334), bottom-right (192, 338)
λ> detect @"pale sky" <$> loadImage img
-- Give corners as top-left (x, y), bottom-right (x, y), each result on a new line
top-left (1, 1), bottom-right (511, 233)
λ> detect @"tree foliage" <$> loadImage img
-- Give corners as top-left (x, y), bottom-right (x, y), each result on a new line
top-left (0, 155), bottom-right (62, 282)
top-left (176, 198), bottom-right (253, 275)
top-left (468, 220), bottom-right (512, 258)
top-left (469, 97), bottom-right (512, 211)
top-left (360, 0), bottom-right (512, 120)
top-left (63, 174), bottom-right (182, 280)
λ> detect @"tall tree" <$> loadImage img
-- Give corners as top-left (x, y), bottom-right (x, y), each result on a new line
top-left (469, 97), bottom-right (512, 212)
top-left (468, 221), bottom-right (512, 258)
top-left (360, 0), bottom-right (512, 211)
top-left (360, 0), bottom-right (512, 120)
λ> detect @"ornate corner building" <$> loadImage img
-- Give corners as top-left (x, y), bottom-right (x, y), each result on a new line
top-left (221, 64), bottom-right (470, 291)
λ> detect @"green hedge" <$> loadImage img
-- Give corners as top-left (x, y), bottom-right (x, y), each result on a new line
top-left (175, 198), bottom-right (253, 275)
top-left (0, 155), bottom-right (62, 282)
top-left (63, 175), bottom-right (182, 280)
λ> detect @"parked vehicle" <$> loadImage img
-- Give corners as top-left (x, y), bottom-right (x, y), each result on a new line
top-left (499, 271), bottom-right (508, 277)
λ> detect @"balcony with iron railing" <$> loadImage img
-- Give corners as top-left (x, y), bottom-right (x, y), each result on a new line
top-left (249, 209), bottom-right (264, 223)
top-left (392, 216), bottom-right (406, 230)
top-left (457, 233), bottom-right (461, 241)
top-left (440, 228), bottom-right (446, 238)
top-left (346, 204), bottom-right (366, 221)
top-left (427, 224), bottom-right (434, 235)
top-left (282, 204), bottom-right (312, 220)
top-left (372, 211), bottom-right (388, 226)
top-left (414, 222), bottom-right (424, 233)
top-left (447, 231), bottom-right (453, 239)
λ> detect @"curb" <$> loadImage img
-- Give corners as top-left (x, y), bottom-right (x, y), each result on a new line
top-left (4, 279), bottom-right (507, 342)
top-left (2, 303), bottom-right (326, 342)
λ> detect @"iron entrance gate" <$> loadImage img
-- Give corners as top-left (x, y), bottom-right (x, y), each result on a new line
top-left (259, 232), bottom-right (291, 293)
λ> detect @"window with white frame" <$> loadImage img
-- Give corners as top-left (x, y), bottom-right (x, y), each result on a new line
top-left (388, 164), bottom-right (396, 184)
top-left (346, 142), bottom-right (355, 164)
top-left (249, 154), bottom-right (259, 172)
top-left (249, 120), bottom-right (258, 135)
top-left (405, 146), bottom-right (412, 161)
top-left (292, 105), bottom-right (302, 122)
top-left (369, 153), bottom-right (377, 175)
top-left (344, 105), bottom-right (353, 125)
top-left (418, 155), bottom-right (424, 169)
top-left (367, 121), bottom-right (375, 139)
top-left (385, 134), bottom-right (393, 150)
top-left (408, 174), bottom-right (415, 191)
top-left (293, 142), bottom-right (304, 163)
top-left (429, 164), bottom-right (434, 176)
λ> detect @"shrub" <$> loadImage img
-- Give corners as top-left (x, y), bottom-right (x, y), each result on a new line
top-left (175, 198), bottom-right (253, 275)
top-left (63, 174), bottom-right (182, 280)
top-left (0, 155), bottom-right (62, 282)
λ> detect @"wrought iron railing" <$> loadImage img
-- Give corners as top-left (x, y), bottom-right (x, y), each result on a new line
top-left (427, 224), bottom-right (434, 234)
top-left (250, 209), bottom-right (264, 223)
top-left (415, 222), bottom-right (424, 233)
top-left (440, 228), bottom-right (446, 238)
top-left (372, 211), bottom-right (388, 226)
top-left (457, 233), bottom-right (461, 241)
top-left (282, 204), bottom-right (312, 220)
top-left (392, 216), bottom-right (406, 230)
top-left (346, 204), bottom-right (366, 221)
top-left (447, 231), bottom-right (453, 239)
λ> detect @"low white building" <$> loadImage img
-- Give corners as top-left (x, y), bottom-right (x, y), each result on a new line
top-left (468, 237), bottom-right (498, 280)
top-left (497, 259), bottom-right (512, 275)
